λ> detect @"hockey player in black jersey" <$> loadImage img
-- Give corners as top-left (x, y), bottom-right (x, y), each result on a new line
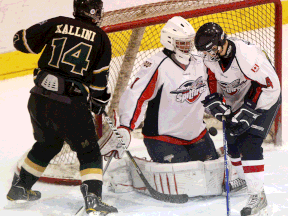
top-left (195, 22), bottom-right (281, 216)
top-left (6, 0), bottom-right (118, 215)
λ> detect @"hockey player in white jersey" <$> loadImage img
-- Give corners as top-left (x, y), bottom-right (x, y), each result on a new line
top-left (101, 17), bottom-right (228, 198)
top-left (117, 16), bottom-right (219, 163)
top-left (195, 22), bottom-right (281, 216)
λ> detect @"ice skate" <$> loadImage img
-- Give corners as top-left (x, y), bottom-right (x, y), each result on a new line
top-left (240, 190), bottom-right (268, 216)
top-left (223, 178), bottom-right (247, 195)
top-left (80, 184), bottom-right (118, 215)
top-left (6, 173), bottom-right (41, 209)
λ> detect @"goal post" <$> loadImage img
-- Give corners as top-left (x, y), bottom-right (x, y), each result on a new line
top-left (17, 0), bottom-right (283, 185)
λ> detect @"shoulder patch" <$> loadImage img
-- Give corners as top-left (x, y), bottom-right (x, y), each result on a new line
top-left (143, 60), bottom-right (153, 68)
top-left (251, 64), bottom-right (260, 73)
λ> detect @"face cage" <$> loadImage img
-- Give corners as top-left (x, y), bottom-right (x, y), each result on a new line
top-left (198, 47), bottom-right (220, 62)
top-left (175, 37), bottom-right (194, 56)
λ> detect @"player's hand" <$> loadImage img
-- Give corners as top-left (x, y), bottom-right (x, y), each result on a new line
top-left (228, 100), bottom-right (261, 136)
top-left (102, 126), bottom-right (131, 160)
top-left (201, 93), bottom-right (231, 121)
top-left (91, 98), bottom-right (108, 115)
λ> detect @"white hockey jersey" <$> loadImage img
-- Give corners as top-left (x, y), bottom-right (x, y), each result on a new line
top-left (119, 49), bottom-right (214, 145)
top-left (204, 38), bottom-right (281, 112)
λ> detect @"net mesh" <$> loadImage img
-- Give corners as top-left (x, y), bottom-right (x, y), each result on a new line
top-left (19, 0), bottom-right (280, 184)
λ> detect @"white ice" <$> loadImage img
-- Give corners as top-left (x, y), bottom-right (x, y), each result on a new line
top-left (1, 0), bottom-right (288, 215)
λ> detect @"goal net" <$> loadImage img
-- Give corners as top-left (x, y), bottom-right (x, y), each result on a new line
top-left (17, 0), bottom-right (282, 185)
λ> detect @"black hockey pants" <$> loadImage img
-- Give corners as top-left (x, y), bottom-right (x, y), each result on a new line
top-left (27, 93), bottom-right (102, 170)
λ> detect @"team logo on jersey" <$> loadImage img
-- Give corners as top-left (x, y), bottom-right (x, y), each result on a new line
top-left (170, 76), bottom-right (207, 104)
top-left (218, 79), bottom-right (247, 95)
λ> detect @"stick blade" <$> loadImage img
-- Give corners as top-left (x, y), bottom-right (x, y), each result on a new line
top-left (149, 189), bottom-right (189, 204)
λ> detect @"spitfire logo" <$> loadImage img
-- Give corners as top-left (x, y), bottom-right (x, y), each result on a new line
top-left (218, 79), bottom-right (247, 95)
top-left (170, 76), bottom-right (207, 104)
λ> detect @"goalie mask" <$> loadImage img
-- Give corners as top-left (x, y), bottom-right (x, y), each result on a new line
top-left (73, 0), bottom-right (103, 25)
top-left (160, 16), bottom-right (195, 65)
top-left (194, 22), bottom-right (227, 61)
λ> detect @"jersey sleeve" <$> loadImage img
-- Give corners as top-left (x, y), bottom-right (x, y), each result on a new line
top-left (89, 32), bottom-right (112, 100)
top-left (13, 17), bottom-right (58, 54)
top-left (119, 57), bottom-right (163, 130)
top-left (236, 41), bottom-right (281, 110)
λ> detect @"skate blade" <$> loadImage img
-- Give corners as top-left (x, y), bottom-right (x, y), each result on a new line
top-left (259, 207), bottom-right (268, 216)
top-left (4, 200), bottom-right (30, 209)
top-left (248, 207), bottom-right (268, 216)
top-left (88, 212), bottom-right (117, 216)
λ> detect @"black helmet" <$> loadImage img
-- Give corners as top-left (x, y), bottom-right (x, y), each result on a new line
top-left (73, 0), bottom-right (103, 24)
top-left (194, 22), bottom-right (226, 52)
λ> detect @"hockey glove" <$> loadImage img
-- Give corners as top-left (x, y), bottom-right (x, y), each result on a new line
top-left (102, 126), bottom-right (131, 160)
top-left (201, 93), bottom-right (231, 121)
top-left (91, 98), bottom-right (108, 115)
top-left (228, 100), bottom-right (261, 136)
top-left (99, 110), bottom-right (131, 159)
top-left (90, 90), bottom-right (111, 115)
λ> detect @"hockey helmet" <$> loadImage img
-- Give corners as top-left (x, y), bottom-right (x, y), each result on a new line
top-left (160, 16), bottom-right (195, 65)
top-left (73, 0), bottom-right (103, 25)
top-left (194, 22), bottom-right (227, 61)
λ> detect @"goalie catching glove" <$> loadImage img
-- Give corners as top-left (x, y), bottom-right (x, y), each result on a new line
top-left (201, 93), bottom-right (231, 121)
top-left (228, 99), bottom-right (261, 136)
top-left (99, 110), bottom-right (131, 159)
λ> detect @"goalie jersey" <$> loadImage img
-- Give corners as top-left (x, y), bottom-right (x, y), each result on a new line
top-left (119, 49), bottom-right (214, 145)
top-left (204, 37), bottom-right (281, 112)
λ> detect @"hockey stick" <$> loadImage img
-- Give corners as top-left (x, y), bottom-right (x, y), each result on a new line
top-left (103, 111), bottom-right (188, 204)
top-left (222, 116), bottom-right (231, 216)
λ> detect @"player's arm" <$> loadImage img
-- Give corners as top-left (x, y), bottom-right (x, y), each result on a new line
top-left (228, 44), bottom-right (281, 136)
top-left (119, 58), bottom-right (162, 131)
top-left (13, 17), bottom-right (57, 54)
top-left (203, 67), bottom-right (231, 121)
top-left (237, 43), bottom-right (281, 111)
top-left (89, 33), bottom-right (112, 115)
top-left (101, 57), bottom-right (162, 160)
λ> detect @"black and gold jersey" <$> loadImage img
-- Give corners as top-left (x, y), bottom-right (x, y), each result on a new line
top-left (13, 16), bottom-right (111, 99)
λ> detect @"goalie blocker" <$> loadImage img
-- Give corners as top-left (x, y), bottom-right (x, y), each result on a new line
top-left (105, 156), bottom-right (238, 197)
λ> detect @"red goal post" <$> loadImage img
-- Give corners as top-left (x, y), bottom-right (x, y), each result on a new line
top-left (17, 0), bottom-right (282, 185)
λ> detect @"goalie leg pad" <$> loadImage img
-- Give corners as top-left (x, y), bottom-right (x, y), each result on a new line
top-left (129, 157), bottom-right (225, 197)
top-left (105, 158), bottom-right (134, 193)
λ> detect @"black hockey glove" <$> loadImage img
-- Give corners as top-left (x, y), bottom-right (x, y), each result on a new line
top-left (228, 100), bottom-right (261, 136)
top-left (91, 98), bottom-right (108, 115)
top-left (201, 93), bottom-right (231, 121)
top-left (90, 89), bottom-right (111, 115)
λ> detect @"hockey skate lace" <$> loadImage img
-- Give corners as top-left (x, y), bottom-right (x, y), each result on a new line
top-left (246, 194), bottom-right (259, 208)
top-left (27, 190), bottom-right (37, 196)
top-left (230, 178), bottom-right (245, 189)
top-left (98, 197), bottom-right (111, 207)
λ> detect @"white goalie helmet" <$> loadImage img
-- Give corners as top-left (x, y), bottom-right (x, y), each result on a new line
top-left (160, 16), bottom-right (195, 64)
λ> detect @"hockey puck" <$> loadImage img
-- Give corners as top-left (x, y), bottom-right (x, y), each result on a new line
top-left (209, 127), bottom-right (217, 136)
